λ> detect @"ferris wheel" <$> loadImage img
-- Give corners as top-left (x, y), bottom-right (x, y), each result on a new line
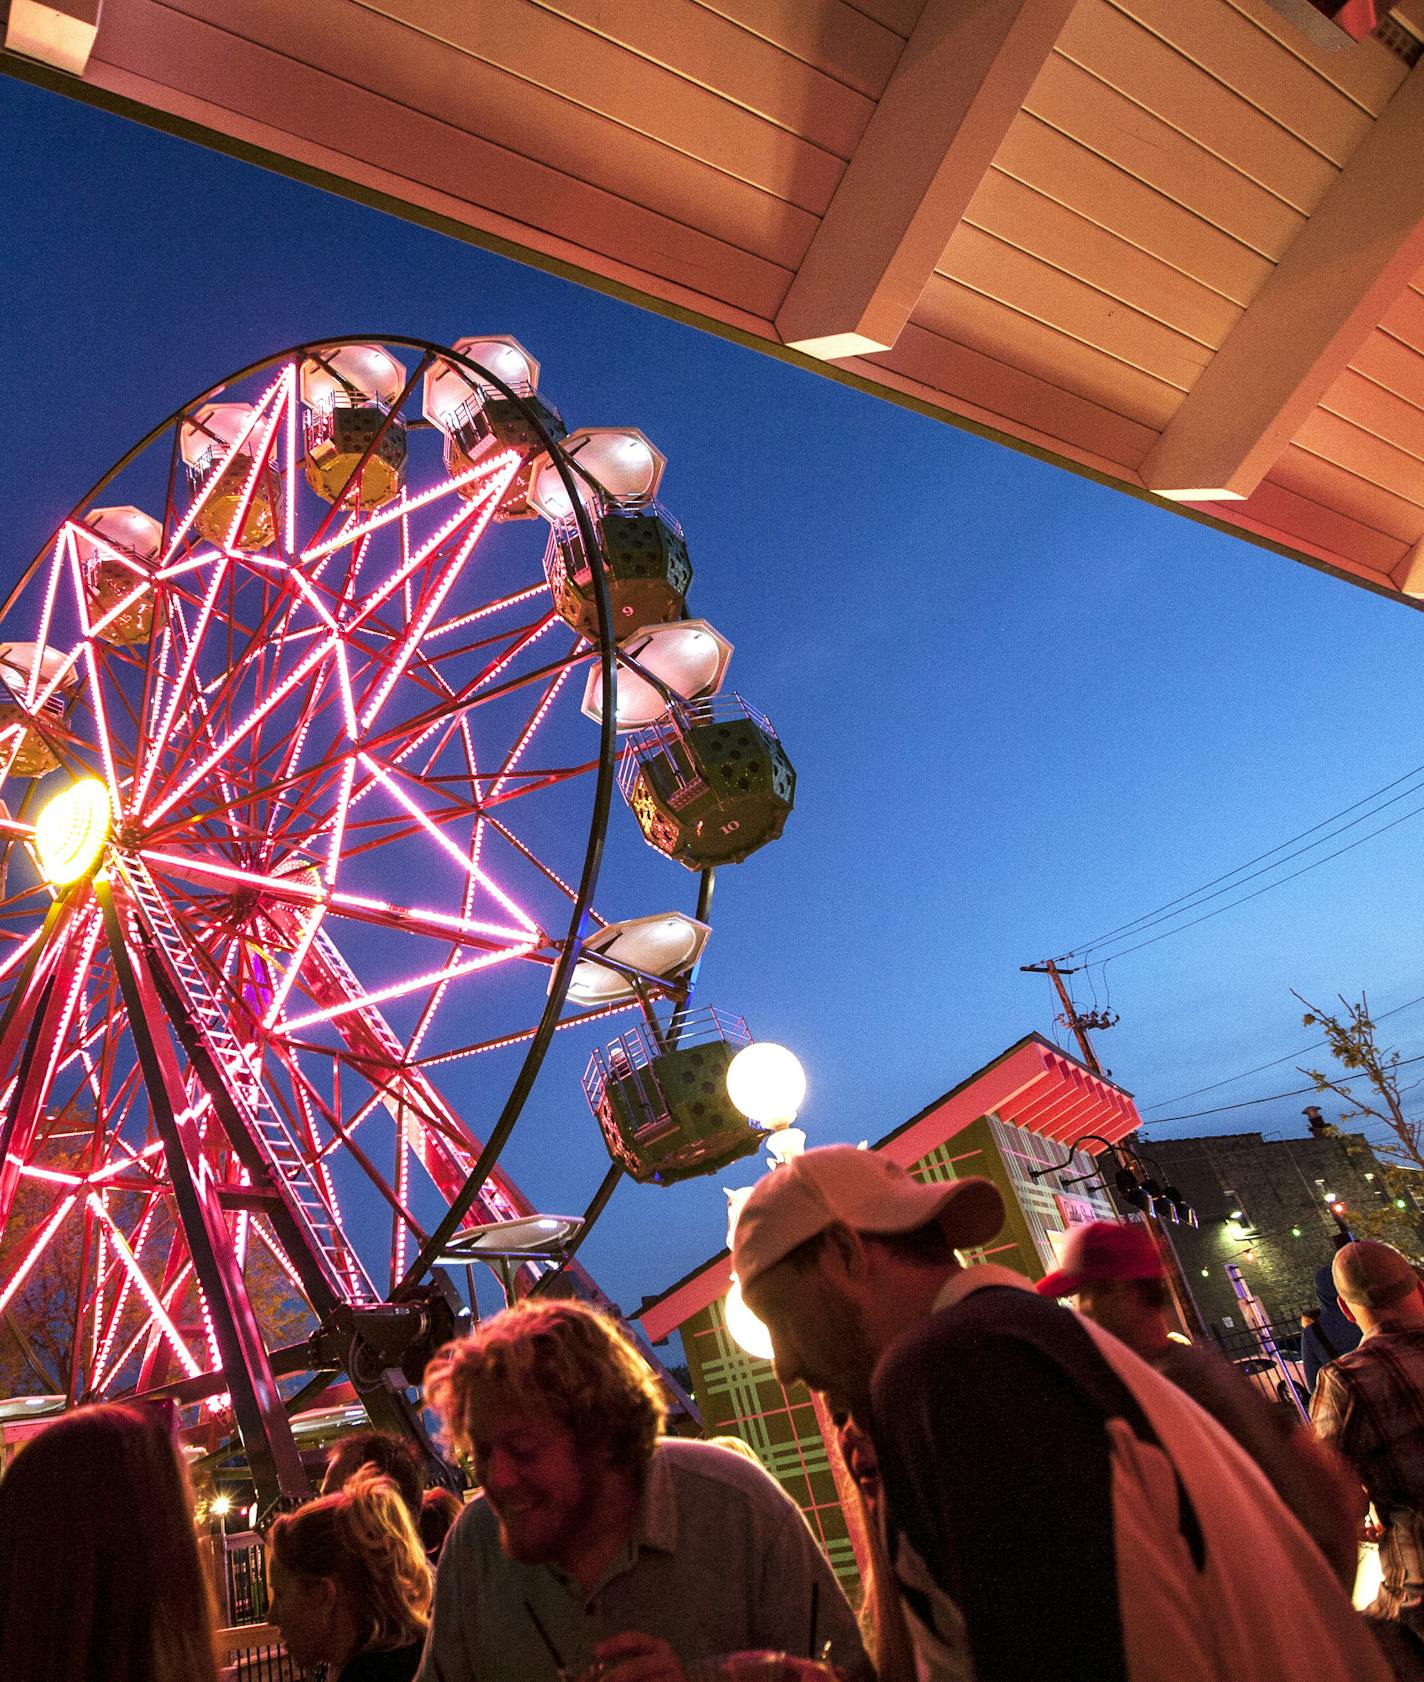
top-left (0, 337), bottom-right (795, 1507)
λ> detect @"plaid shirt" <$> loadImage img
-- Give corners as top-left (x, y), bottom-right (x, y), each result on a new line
top-left (1312, 1327), bottom-right (1424, 1628)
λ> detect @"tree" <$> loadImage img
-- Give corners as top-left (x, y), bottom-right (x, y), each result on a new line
top-left (1297, 992), bottom-right (1424, 1171)
top-left (1296, 991), bottom-right (1424, 1249)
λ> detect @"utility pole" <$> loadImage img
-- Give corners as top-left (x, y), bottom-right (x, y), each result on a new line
top-left (1020, 959), bottom-right (1110, 1074)
top-left (1022, 960), bottom-right (1202, 1336)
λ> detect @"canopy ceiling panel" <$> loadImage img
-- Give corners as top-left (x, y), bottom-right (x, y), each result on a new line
top-left (6, 0), bottom-right (1424, 602)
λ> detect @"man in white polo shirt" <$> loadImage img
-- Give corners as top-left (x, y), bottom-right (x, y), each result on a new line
top-left (733, 1145), bottom-right (1389, 1682)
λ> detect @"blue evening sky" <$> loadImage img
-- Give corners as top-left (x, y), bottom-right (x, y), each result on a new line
top-left (6, 77), bottom-right (1423, 1316)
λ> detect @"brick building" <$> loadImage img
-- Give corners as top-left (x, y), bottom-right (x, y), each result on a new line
top-left (1140, 1126), bottom-right (1424, 1336)
top-left (637, 1034), bottom-right (1141, 1593)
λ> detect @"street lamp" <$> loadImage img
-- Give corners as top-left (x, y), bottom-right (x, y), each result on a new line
top-left (726, 1041), bottom-right (807, 1166)
top-left (721, 1044), bottom-right (809, 1359)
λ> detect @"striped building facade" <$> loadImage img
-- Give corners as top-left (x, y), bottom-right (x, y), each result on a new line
top-left (640, 1034), bottom-right (1136, 1592)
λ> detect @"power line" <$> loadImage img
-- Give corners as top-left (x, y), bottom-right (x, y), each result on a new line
top-left (1150, 1050), bottom-right (1424, 1126)
top-left (1095, 794), bottom-right (1424, 966)
top-left (1143, 991), bottom-right (1424, 1111)
top-left (1048, 758), bottom-right (1424, 964)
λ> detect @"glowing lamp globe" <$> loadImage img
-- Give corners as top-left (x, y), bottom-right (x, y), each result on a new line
top-left (724, 1275), bottom-right (774, 1362)
top-left (726, 1042), bottom-right (806, 1127)
top-left (34, 778), bottom-right (110, 886)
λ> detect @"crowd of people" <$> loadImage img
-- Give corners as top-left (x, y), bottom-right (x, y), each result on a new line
top-left (4, 1142), bottom-right (1424, 1681)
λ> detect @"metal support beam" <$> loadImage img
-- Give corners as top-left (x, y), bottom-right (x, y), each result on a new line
top-left (94, 874), bottom-right (310, 1513)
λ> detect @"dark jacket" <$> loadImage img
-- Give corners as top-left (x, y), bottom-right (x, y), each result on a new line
top-left (1303, 1262), bottom-right (1362, 1393)
top-left (338, 1644), bottom-right (425, 1682)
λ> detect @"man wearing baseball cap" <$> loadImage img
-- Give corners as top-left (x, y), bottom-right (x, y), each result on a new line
top-left (1312, 1239), bottom-right (1424, 1639)
top-left (733, 1145), bottom-right (1390, 1682)
top-left (1035, 1221), bottom-right (1356, 1584)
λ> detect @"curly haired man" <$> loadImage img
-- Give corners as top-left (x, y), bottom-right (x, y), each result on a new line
top-left (415, 1298), bottom-right (869, 1682)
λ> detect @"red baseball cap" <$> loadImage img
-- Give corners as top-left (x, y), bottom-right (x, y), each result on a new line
top-left (1035, 1220), bottom-right (1162, 1299)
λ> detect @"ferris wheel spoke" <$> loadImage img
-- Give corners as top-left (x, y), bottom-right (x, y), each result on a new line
top-left (262, 1032), bottom-right (427, 1252)
top-left (413, 996), bottom-right (641, 1069)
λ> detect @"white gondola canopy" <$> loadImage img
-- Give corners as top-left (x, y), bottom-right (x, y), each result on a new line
top-left (560, 911), bottom-right (712, 1007)
top-left (178, 402), bottom-right (262, 469)
top-left (76, 506), bottom-right (161, 566)
top-left (582, 620), bottom-right (732, 730)
top-left (529, 428), bottom-right (665, 522)
top-left (422, 334), bottom-right (540, 430)
top-left (299, 344), bottom-right (406, 410)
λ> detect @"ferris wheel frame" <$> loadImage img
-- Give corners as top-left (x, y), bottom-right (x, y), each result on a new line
top-left (0, 334), bottom-right (715, 1507)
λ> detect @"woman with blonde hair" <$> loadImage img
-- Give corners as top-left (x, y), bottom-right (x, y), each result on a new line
top-left (266, 1464), bottom-right (432, 1680)
top-left (0, 1400), bottom-right (219, 1682)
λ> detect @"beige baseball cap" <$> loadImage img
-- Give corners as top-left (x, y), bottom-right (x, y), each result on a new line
top-left (1333, 1239), bottom-right (1420, 1311)
top-left (732, 1144), bottom-right (1005, 1293)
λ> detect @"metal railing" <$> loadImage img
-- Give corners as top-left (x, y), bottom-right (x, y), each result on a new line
top-left (1208, 1315), bottom-right (1311, 1416)
top-left (582, 1006), bottom-right (751, 1111)
top-left (618, 694), bottom-right (779, 801)
top-left (218, 1621), bottom-right (305, 1681)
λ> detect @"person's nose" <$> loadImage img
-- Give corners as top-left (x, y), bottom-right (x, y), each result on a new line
top-left (483, 1447), bottom-right (521, 1498)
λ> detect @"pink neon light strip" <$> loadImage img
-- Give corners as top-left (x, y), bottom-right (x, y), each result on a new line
top-left (132, 553), bottom-right (230, 816)
top-left (87, 1140), bottom-right (165, 1186)
top-left (490, 659), bottom-right (573, 804)
top-left (251, 1217), bottom-right (306, 1296)
top-left (279, 942), bottom-right (536, 1034)
top-left (68, 545), bottom-right (123, 812)
top-left (354, 753), bottom-right (535, 936)
top-left (161, 370), bottom-right (284, 567)
top-left (328, 888), bottom-right (535, 945)
top-left (261, 907), bottom-right (325, 1030)
top-left (0, 928), bottom-right (43, 984)
top-left (324, 754), bottom-right (356, 887)
top-left (8, 915), bottom-right (103, 1164)
top-left (284, 362), bottom-right (299, 553)
top-left (417, 997), bottom-right (638, 1067)
top-left (0, 1194), bottom-right (77, 1315)
top-left (91, 1225), bottom-right (106, 1376)
top-left (407, 728), bottom-right (485, 1061)
top-left (22, 530), bottom-right (89, 718)
top-left (96, 1253), bottom-right (192, 1398)
top-left (222, 373), bottom-right (289, 552)
top-left (16, 1164), bottom-right (83, 1185)
top-left (393, 1124), bottom-right (410, 1282)
top-left (300, 449), bottom-right (518, 565)
top-left (347, 476), bottom-right (503, 641)
top-left (64, 520), bottom-right (159, 646)
top-left (26, 529), bottom-right (68, 706)
top-left (154, 552), bottom-right (219, 583)
top-left (143, 630), bottom-right (336, 824)
top-left (90, 1194), bottom-right (160, 1390)
top-left (358, 467), bottom-right (518, 729)
top-left (196, 1286), bottom-right (222, 1376)
top-left (139, 849), bottom-right (536, 945)
top-left (87, 1192), bottom-right (201, 1377)
top-left (429, 583), bottom-right (548, 641)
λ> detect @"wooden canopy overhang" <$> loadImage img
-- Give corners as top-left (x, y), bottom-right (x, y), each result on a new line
top-left (7, 0), bottom-right (1424, 605)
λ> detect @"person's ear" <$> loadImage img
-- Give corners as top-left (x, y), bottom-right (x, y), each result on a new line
top-left (1337, 1294), bottom-right (1360, 1327)
top-left (821, 1222), bottom-right (870, 1281)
